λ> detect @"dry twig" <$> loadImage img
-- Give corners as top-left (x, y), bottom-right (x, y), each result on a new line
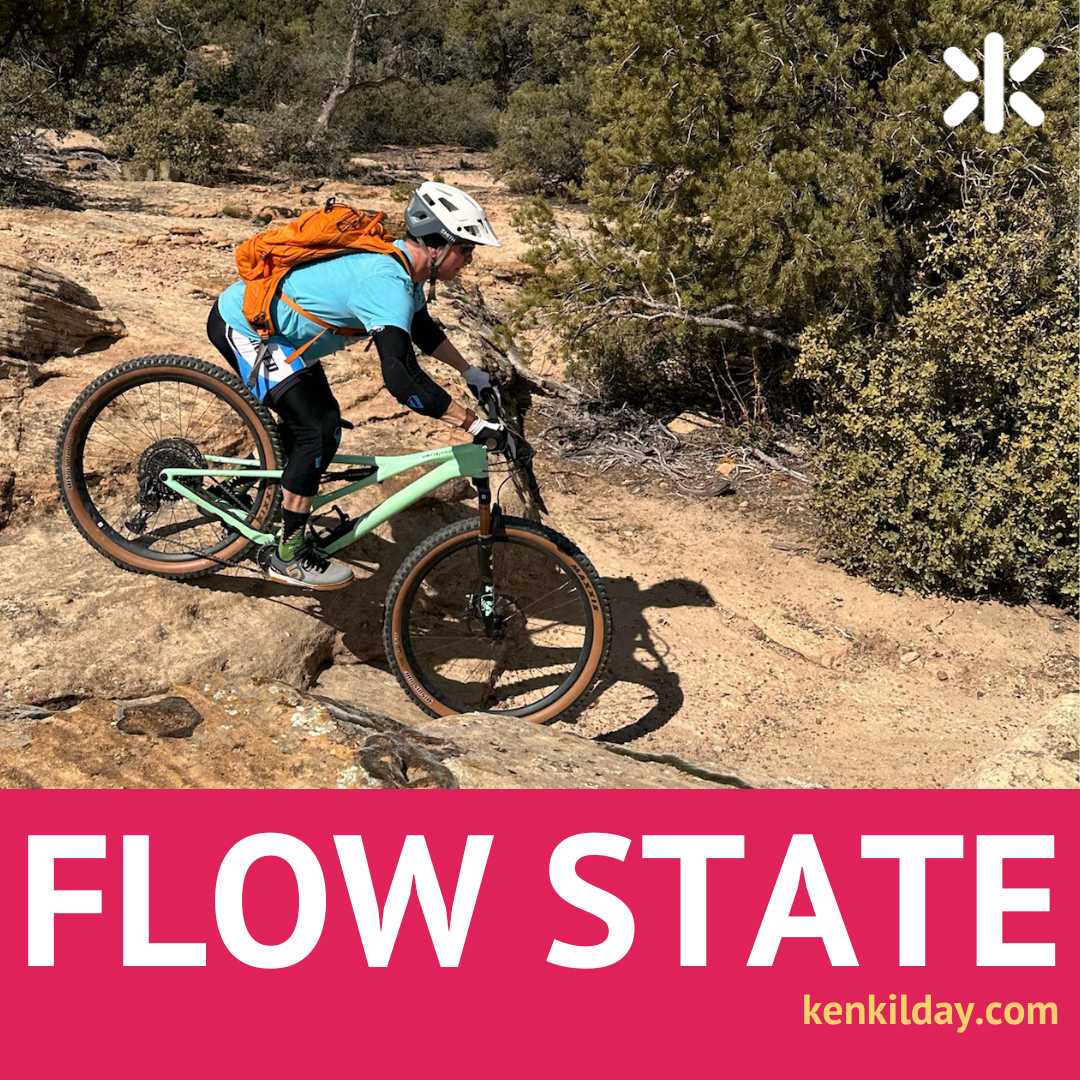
top-left (750, 447), bottom-right (812, 484)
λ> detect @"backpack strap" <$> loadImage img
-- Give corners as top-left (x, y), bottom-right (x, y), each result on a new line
top-left (251, 245), bottom-right (415, 373)
top-left (245, 327), bottom-right (335, 393)
top-left (246, 292), bottom-right (371, 392)
top-left (245, 340), bottom-right (275, 392)
top-left (265, 243), bottom-right (413, 337)
top-left (279, 293), bottom-right (367, 337)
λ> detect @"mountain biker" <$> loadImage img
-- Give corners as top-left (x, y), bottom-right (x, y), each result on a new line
top-left (206, 181), bottom-right (505, 590)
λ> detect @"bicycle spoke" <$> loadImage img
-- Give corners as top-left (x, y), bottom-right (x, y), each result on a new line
top-left (84, 419), bottom-right (142, 459)
top-left (185, 386), bottom-right (226, 441)
top-left (111, 393), bottom-right (158, 444)
top-left (73, 370), bottom-right (273, 565)
top-left (399, 533), bottom-right (592, 715)
top-left (511, 579), bottom-right (578, 619)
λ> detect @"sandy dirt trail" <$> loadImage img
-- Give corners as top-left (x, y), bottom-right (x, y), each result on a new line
top-left (1, 148), bottom-right (1075, 788)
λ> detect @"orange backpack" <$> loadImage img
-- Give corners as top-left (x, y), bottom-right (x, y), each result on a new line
top-left (235, 198), bottom-right (411, 359)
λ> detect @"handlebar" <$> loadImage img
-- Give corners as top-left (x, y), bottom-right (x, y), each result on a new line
top-left (473, 384), bottom-right (521, 460)
top-left (472, 383), bottom-right (548, 514)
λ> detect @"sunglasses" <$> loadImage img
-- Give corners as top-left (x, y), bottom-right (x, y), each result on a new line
top-left (455, 242), bottom-right (476, 255)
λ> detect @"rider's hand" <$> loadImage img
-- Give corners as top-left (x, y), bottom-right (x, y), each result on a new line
top-left (462, 365), bottom-right (494, 400)
top-left (468, 416), bottom-right (509, 452)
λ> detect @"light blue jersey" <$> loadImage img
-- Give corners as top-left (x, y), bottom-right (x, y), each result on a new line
top-left (216, 240), bottom-right (427, 365)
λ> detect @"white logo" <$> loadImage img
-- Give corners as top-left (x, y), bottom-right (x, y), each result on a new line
top-left (943, 32), bottom-right (1044, 132)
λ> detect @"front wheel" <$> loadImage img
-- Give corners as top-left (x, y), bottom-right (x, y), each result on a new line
top-left (384, 516), bottom-right (611, 723)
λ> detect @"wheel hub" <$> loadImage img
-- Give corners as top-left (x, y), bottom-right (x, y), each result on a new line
top-left (465, 588), bottom-right (521, 640)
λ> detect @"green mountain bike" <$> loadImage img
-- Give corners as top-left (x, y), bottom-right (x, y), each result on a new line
top-left (55, 355), bottom-right (611, 724)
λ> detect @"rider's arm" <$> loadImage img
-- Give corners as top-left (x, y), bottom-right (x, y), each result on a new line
top-left (410, 306), bottom-right (447, 354)
top-left (411, 306), bottom-right (470, 376)
top-left (372, 326), bottom-right (474, 428)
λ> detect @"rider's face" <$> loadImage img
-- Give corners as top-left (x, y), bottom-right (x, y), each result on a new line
top-left (436, 242), bottom-right (476, 280)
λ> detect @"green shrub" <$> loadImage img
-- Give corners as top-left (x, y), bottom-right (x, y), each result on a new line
top-left (0, 59), bottom-right (69, 204)
top-left (495, 78), bottom-right (590, 193)
top-left (212, 32), bottom-right (330, 121)
top-left (250, 105), bottom-right (349, 178)
top-left (104, 75), bottom-right (232, 185)
top-left (516, 0), bottom-right (1074, 423)
top-left (797, 190), bottom-right (1078, 609)
top-left (337, 79), bottom-right (498, 149)
top-left (561, 317), bottom-right (786, 421)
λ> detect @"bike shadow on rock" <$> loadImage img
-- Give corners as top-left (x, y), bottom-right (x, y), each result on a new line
top-left (587, 575), bottom-right (714, 745)
top-left (193, 504), bottom-right (714, 744)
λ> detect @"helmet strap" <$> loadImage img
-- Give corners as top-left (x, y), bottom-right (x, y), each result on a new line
top-left (427, 244), bottom-right (450, 303)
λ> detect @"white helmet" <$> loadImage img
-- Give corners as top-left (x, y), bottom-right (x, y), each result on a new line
top-left (405, 180), bottom-right (500, 247)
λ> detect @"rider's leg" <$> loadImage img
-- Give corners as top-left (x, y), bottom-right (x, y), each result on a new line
top-left (280, 491), bottom-right (313, 554)
top-left (206, 307), bottom-right (350, 587)
top-left (262, 366), bottom-right (352, 588)
top-left (272, 363), bottom-right (343, 556)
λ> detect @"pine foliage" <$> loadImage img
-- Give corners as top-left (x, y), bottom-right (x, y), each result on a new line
top-left (514, 0), bottom-right (1076, 605)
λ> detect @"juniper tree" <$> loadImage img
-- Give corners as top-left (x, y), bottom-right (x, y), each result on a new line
top-left (514, 0), bottom-right (1076, 604)
top-left (517, 0), bottom-right (1074, 409)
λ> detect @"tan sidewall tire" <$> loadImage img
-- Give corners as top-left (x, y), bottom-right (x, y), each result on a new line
top-left (387, 519), bottom-right (610, 723)
top-left (56, 357), bottom-right (280, 578)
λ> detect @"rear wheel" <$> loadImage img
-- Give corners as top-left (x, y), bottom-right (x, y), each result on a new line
top-left (384, 516), bottom-right (611, 723)
top-left (55, 355), bottom-right (281, 579)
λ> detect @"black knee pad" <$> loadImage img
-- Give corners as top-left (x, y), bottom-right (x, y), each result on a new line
top-left (316, 412), bottom-right (342, 471)
top-left (281, 424), bottom-right (325, 496)
top-left (270, 364), bottom-right (342, 496)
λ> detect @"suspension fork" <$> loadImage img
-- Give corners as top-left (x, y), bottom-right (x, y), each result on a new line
top-left (474, 477), bottom-right (500, 631)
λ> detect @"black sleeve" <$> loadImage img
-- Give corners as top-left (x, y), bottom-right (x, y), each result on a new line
top-left (410, 305), bottom-right (448, 355)
top-left (373, 325), bottom-right (452, 418)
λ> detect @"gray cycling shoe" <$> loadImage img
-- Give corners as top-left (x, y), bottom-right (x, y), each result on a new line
top-left (266, 541), bottom-right (354, 590)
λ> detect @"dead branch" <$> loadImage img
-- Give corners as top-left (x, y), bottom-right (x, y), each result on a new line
top-left (0, 703), bottom-right (60, 722)
top-left (619, 297), bottom-right (799, 349)
top-left (475, 329), bottom-right (587, 403)
top-left (534, 400), bottom-right (817, 495)
top-left (537, 402), bottom-right (743, 496)
top-left (314, 1), bottom-right (407, 132)
top-left (750, 447), bottom-right (812, 483)
top-left (447, 282), bottom-right (589, 404)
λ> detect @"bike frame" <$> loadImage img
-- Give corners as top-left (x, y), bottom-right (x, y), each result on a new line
top-left (158, 442), bottom-right (489, 554)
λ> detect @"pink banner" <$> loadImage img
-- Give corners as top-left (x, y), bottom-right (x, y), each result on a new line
top-left (4, 790), bottom-right (1074, 1073)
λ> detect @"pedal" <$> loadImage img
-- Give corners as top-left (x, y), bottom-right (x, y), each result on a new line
top-left (254, 543), bottom-right (276, 573)
top-left (309, 505), bottom-right (355, 547)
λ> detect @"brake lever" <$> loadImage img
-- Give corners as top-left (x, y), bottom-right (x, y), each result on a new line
top-left (478, 384), bottom-right (502, 421)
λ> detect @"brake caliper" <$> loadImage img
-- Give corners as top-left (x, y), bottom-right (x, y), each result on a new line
top-left (466, 584), bottom-right (504, 639)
